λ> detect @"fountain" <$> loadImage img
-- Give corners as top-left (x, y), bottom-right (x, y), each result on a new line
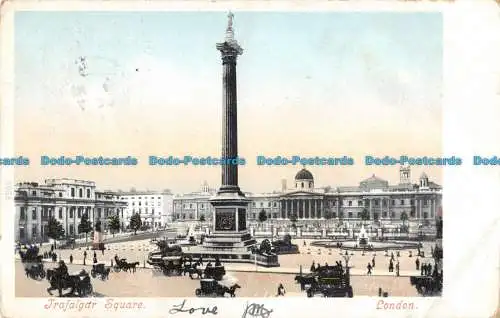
top-left (357, 225), bottom-right (369, 247)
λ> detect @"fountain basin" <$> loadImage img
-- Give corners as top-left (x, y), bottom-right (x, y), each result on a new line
top-left (311, 240), bottom-right (419, 251)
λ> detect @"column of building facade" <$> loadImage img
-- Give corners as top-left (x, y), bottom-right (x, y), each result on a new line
top-left (320, 200), bottom-right (324, 218)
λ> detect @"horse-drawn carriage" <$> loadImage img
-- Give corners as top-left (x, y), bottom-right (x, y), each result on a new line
top-left (203, 265), bottom-right (226, 281)
top-left (302, 265), bottom-right (354, 298)
top-left (113, 256), bottom-right (140, 273)
top-left (25, 262), bottom-right (46, 280)
top-left (195, 278), bottom-right (240, 297)
top-left (410, 274), bottom-right (442, 296)
top-left (91, 263), bottom-right (110, 280)
top-left (46, 268), bottom-right (93, 297)
top-left (19, 246), bottom-right (43, 263)
top-left (156, 256), bottom-right (184, 276)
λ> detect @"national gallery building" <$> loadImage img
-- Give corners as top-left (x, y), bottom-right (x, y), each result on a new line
top-left (173, 166), bottom-right (442, 227)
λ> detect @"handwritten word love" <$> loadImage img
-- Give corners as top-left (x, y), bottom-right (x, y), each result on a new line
top-left (169, 299), bottom-right (218, 315)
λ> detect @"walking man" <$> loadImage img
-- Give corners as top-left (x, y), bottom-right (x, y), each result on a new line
top-left (415, 257), bottom-right (420, 270)
top-left (367, 263), bottom-right (373, 275)
top-left (83, 250), bottom-right (87, 266)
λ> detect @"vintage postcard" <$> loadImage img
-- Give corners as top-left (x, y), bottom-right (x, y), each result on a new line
top-left (1, 1), bottom-right (499, 317)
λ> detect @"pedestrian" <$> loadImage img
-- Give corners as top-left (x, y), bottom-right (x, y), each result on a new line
top-left (93, 255), bottom-right (98, 264)
top-left (396, 261), bottom-right (400, 276)
top-left (421, 263), bottom-right (425, 276)
top-left (409, 250), bottom-right (413, 257)
top-left (70, 254), bottom-right (73, 264)
top-left (83, 250), bottom-right (87, 265)
top-left (390, 252), bottom-right (394, 261)
top-left (396, 251), bottom-right (400, 257)
top-left (367, 263), bottom-right (372, 275)
top-left (372, 257), bottom-right (375, 268)
top-left (310, 261), bottom-right (316, 272)
top-left (388, 260), bottom-right (394, 272)
top-left (102, 247), bottom-right (105, 256)
top-left (415, 257), bottom-right (420, 270)
top-left (277, 283), bottom-right (286, 296)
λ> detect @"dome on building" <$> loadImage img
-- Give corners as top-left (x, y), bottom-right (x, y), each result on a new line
top-left (295, 168), bottom-right (313, 180)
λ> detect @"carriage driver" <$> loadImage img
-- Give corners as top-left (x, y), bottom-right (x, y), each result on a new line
top-left (57, 260), bottom-right (69, 279)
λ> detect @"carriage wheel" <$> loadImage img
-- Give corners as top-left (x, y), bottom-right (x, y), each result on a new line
top-left (114, 267), bottom-right (121, 273)
top-left (195, 289), bottom-right (202, 297)
top-left (39, 271), bottom-right (46, 279)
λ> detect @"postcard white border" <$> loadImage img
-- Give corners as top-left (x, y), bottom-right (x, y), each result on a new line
top-left (1, 1), bottom-right (500, 318)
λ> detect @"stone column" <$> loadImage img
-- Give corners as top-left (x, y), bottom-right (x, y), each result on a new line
top-left (216, 20), bottom-right (243, 195)
top-left (302, 200), bottom-right (306, 219)
top-left (320, 200), bottom-right (324, 218)
top-left (309, 199), bottom-right (312, 219)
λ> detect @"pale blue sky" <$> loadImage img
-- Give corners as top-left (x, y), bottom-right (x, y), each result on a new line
top-left (14, 11), bottom-right (443, 192)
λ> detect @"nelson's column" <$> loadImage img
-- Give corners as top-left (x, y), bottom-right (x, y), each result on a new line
top-left (185, 13), bottom-right (279, 267)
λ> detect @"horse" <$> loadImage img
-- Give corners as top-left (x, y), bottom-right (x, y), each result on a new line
top-left (220, 284), bottom-right (241, 297)
top-left (124, 262), bottom-right (140, 273)
top-left (294, 275), bottom-right (316, 291)
top-left (46, 272), bottom-right (80, 297)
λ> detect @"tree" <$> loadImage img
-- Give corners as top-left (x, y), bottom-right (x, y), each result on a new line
top-left (47, 216), bottom-right (65, 248)
top-left (258, 209), bottom-right (268, 224)
top-left (360, 208), bottom-right (370, 226)
top-left (108, 214), bottom-right (121, 237)
top-left (78, 213), bottom-right (92, 246)
top-left (199, 214), bottom-right (206, 222)
top-left (130, 213), bottom-right (142, 235)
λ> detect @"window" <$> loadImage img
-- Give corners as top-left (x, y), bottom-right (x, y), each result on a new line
top-left (348, 201), bottom-right (352, 206)
top-left (375, 200), bottom-right (379, 206)
top-left (332, 201), bottom-right (336, 207)
top-left (59, 192), bottom-right (63, 197)
top-left (260, 202), bottom-right (263, 207)
top-left (70, 209), bottom-right (73, 218)
top-left (252, 202), bottom-right (256, 207)
top-left (383, 212), bottom-right (387, 218)
top-left (32, 191), bottom-right (36, 196)
top-left (391, 211), bottom-right (395, 218)
top-left (332, 213), bottom-right (337, 218)
top-left (158, 197), bottom-right (161, 199)
top-left (32, 209), bottom-right (36, 220)
top-left (20, 208), bottom-right (26, 220)
top-left (424, 200), bottom-right (428, 206)
top-left (71, 188), bottom-right (75, 197)
top-left (410, 211), bottom-right (416, 218)
top-left (19, 228), bottom-right (25, 239)
top-left (391, 200), bottom-right (395, 205)
top-left (139, 202), bottom-right (142, 206)
top-left (268, 202), bottom-right (271, 207)
top-left (358, 200), bottom-right (363, 206)
top-left (58, 208), bottom-right (62, 219)
top-left (97, 209), bottom-right (101, 218)
top-left (309, 182), bottom-right (313, 188)
top-left (79, 189), bottom-right (83, 198)
top-left (32, 227), bottom-right (37, 236)
top-left (301, 182), bottom-right (304, 188)
top-left (410, 199), bottom-right (414, 205)
top-left (273, 202), bottom-right (277, 207)
top-left (382, 200), bottom-right (387, 207)
top-left (78, 209), bottom-right (81, 218)
top-left (423, 212), bottom-right (428, 219)
top-left (400, 199), bottom-right (404, 205)
top-left (190, 204), bottom-right (193, 209)
top-left (348, 212), bottom-right (353, 218)
top-left (145, 202), bottom-right (148, 206)
top-left (152, 208), bottom-right (155, 215)
top-left (201, 204), bottom-right (204, 208)
top-left (69, 225), bottom-right (74, 235)
top-left (87, 189), bottom-right (91, 198)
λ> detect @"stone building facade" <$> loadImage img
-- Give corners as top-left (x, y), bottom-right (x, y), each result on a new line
top-left (120, 191), bottom-right (173, 229)
top-left (14, 178), bottom-right (126, 243)
top-left (173, 166), bottom-right (442, 229)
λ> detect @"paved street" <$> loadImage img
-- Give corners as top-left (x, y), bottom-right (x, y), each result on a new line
top-left (16, 238), bottom-right (432, 297)
top-left (16, 261), bottom-right (419, 297)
